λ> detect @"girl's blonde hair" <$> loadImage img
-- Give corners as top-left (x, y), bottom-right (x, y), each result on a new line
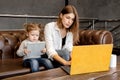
top-left (57, 5), bottom-right (79, 45)
top-left (24, 23), bottom-right (41, 32)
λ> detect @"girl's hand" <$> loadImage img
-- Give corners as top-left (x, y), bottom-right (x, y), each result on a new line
top-left (41, 48), bottom-right (46, 54)
top-left (24, 49), bottom-right (30, 55)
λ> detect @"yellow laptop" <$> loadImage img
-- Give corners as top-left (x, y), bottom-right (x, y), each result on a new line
top-left (61, 44), bottom-right (113, 75)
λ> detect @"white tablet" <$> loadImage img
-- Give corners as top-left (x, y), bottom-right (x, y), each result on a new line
top-left (26, 42), bottom-right (45, 57)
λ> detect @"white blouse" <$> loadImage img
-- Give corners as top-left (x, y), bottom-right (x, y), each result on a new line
top-left (44, 22), bottom-right (73, 59)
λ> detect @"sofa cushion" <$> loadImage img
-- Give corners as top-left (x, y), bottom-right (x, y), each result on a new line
top-left (79, 30), bottom-right (113, 45)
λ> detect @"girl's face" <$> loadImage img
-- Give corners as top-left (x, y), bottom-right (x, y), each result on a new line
top-left (60, 13), bottom-right (75, 29)
top-left (27, 30), bottom-right (39, 42)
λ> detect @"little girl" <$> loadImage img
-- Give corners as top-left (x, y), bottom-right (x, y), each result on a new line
top-left (17, 23), bottom-right (53, 72)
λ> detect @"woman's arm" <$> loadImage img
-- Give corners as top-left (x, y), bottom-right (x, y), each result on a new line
top-left (53, 54), bottom-right (71, 65)
top-left (44, 23), bottom-right (57, 59)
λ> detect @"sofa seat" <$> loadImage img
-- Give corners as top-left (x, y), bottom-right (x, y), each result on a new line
top-left (0, 58), bottom-right (44, 79)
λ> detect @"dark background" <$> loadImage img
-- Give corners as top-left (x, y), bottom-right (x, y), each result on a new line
top-left (0, 0), bottom-right (120, 29)
top-left (0, 0), bottom-right (120, 47)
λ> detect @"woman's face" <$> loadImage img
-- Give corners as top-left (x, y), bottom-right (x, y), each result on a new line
top-left (27, 30), bottom-right (39, 42)
top-left (60, 13), bottom-right (75, 29)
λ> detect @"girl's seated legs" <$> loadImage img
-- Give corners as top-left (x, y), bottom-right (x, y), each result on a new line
top-left (23, 58), bottom-right (53, 73)
top-left (37, 58), bottom-right (54, 69)
top-left (23, 58), bottom-right (39, 72)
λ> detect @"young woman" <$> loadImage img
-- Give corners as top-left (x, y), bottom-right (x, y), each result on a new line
top-left (17, 23), bottom-right (53, 72)
top-left (44, 5), bottom-right (79, 68)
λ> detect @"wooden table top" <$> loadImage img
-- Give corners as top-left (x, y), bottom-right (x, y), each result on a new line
top-left (3, 63), bottom-right (120, 80)
top-left (3, 68), bottom-right (67, 80)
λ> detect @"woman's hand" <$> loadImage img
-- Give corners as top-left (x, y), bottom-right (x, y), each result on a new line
top-left (64, 60), bottom-right (71, 66)
top-left (53, 54), bottom-right (71, 66)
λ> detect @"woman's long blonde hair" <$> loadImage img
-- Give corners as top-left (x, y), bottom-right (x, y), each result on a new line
top-left (57, 5), bottom-right (79, 45)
